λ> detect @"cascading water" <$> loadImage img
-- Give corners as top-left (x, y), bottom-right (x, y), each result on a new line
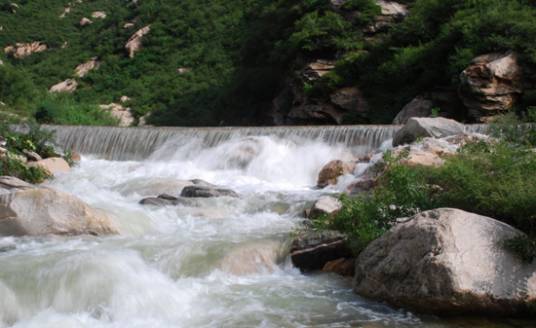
top-left (0, 124), bottom-right (525, 328)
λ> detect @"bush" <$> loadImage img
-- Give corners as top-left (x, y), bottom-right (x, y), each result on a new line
top-left (1, 123), bottom-right (58, 158)
top-left (315, 131), bottom-right (536, 258)
top-left (0, 155), bottom-right (51, 184)
top-left (34, 97), bottom-right (118, 126)
top-left (0, 123), bottom-right (57, 184)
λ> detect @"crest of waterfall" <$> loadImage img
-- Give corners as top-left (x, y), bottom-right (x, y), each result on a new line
top-left (44, 124), bottom-right (487, 161)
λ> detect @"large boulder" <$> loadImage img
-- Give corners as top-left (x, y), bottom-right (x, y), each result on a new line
top-left (125, 25), bottom-right (150, 58)
top-left (353, 208), bottom-right (536, 315)
top-left (393, 117), bottom-right (465, 146)
top-left (291, 230), bottom-right (352, 272)
top-left (0, 176), bottom-right (34, 195)
top-left (459, 53), bottom-right (522, 122)
top-left (317, 160), bottom-right (355, 188)
top-left (0, 188), bottom-right (118, 236)
top-left (4, 42), bottom-right (47, 59)
top-left (393, 96), bottom-right (434, 124)
top-left (28, 157), bottom-right (70, 176)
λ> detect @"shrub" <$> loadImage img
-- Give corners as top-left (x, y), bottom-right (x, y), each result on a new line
top-left (0, 155), bottom-right (51, 184)
top-left (34, 97), bottom-right (118, 126)
top-left (315, 133), bottom-right (536, 258)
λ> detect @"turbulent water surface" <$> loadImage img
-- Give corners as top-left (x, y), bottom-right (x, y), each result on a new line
top-left (0, 125), bottom-right (532, 327)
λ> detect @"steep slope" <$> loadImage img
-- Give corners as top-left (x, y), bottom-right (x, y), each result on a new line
top-left (1, 0), bottom-right (535, 126)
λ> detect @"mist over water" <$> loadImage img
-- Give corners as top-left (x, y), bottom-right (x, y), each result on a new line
top-left (0, 125), bottom-right (525, 328)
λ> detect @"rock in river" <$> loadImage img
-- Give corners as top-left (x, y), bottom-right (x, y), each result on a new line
top-left (291, 230), bottom-right (352, 272)
top-left (0, 188), bottom-right (118, 236)
top-left (393, 117), bottom-right (465, 146)
top-left (353, 208), bottom-right (536, 315)
top-left (180, 185), bottom-right (238, 198)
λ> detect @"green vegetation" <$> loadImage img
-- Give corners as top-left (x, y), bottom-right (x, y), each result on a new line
top-left (1, 0), bottom-right (535, 125)
top-left (315, 119), bottom-right (536, 259)
top-left (0, 124), bottom-right (57, 183)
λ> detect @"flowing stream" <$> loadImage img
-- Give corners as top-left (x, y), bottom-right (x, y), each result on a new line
top-left (0, 124), bottom-right (531, 327)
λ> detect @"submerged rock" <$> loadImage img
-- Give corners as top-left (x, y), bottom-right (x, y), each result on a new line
top-left (220, 240), bottom-right (285, 275)
top-left (0, 188), bottom-right (118, 236)
top-left (322, 258), bottom-right (355, 277)
top-left (393, 117), bottom-right (465, 146)
top-left (353, 208), bottom-right (536, 315)
top-left (139, 194), bottom-right (181, 206)
top-left (114, 178), bottom-right (194, 197)
top-left (180, 185), bottom-right (238, 198)
top-left (290, 230), bottom-right (352, 272)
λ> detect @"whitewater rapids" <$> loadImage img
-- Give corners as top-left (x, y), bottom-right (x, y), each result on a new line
top-left (0, 125), bottom-right (527, 327)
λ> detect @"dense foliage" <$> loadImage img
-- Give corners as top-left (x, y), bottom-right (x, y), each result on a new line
top-left (0, 124), bottom-right (57, 183)
top-left (1, 0), bottom-right (536, 125)
top-left (315, 119), bottom-right (536, 259)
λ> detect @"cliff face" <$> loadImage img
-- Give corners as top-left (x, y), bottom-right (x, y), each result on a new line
top-left (1, 0), bottom-right (535, 126)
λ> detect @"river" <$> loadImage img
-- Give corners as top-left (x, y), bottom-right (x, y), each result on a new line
top-left (0, 125), bottom-right (532, 327)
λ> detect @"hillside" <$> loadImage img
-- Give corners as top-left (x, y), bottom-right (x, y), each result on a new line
top-left (1, 0), bottom-right (535, 126)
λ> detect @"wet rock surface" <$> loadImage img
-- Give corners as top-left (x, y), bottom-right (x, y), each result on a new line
top-left (0, 188), bottom-right (118, 236)
top-left (291, 230), bottom-right (352, 272)
top-left (180, 185), bottom-right (239, 198)
top-left (393, 117), bottom-right (465, 146)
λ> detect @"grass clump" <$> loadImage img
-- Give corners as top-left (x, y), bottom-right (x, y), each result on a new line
top-left (315, 123), bottom-right (536, 258)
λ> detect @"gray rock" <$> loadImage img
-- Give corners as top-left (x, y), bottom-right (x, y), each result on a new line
top-left (459, 53), bottom-right (522, 122)
top-left (291, 230), bottom-right (352, 272)
top-left (330, 87), bottom-right (369, 113)
top-left (0, 188), bottom-right (118, 236)
top-left (0, 176), bottom-right (35, 195)
top-left (22, 149), bottom-right (42, 162)
top-left (393, 117), bottom-right (464, 146)
top-left (308, 196), bottom-right (343, 220)
top-left (180, 186), bottom-right (238, 198)
top-left (139, 193), bottom-right (180, 206)
top-left (353, 208), bottom-right (536, 316)
top-left (393, 96), bottom-right (434, 124)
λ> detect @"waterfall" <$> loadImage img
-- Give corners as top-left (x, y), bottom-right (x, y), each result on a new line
top-left (45, 124), bottom-right (487, 160)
